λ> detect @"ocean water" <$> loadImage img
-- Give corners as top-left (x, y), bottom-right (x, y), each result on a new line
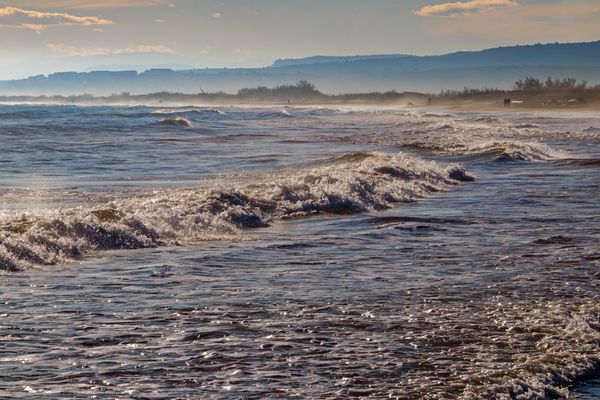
top-left (0, 104), bottom-right (599, 399)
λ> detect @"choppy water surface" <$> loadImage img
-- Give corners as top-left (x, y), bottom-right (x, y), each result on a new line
top-left (0, 104), bottom-right (599, 399)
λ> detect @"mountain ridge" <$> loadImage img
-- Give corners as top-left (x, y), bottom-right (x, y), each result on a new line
top-left (271, 41), bottom-right (600, 70)
top-left (1, 40), bottom-right (599, 96)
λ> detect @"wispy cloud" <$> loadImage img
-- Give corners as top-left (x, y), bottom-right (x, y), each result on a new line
top-left (415, 0), bottom-right (518, 17)
top-left (47, 43), bottom-right (174, 56)
top-left (0, 6), bottom-right (112, 31)
top-left (422, 1), bottom-right (600, 41)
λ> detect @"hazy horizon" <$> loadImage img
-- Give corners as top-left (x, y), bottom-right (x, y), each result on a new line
top-left (2, 38), bottom-right (600, 80)
top-left (1, 0), bottom-right (600, 80)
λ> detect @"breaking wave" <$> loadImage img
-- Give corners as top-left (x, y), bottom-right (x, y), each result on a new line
top-left (466, 141), bottom-right (566, 162)
top-left (556, 157), bottom-right (600, 168)
top-left (422, 112), bottom-right (455, 118)
top-left (339, 110), bottom-right (572, 162)
top-left (410, 140), bottom-right (565, 162)
top-left (153, 108), bottom-right (225, 116)
top-left (514, 123), bottom-right (540, 129)
top-left (0, 153), bottom-right (471, 271)
top-left (583, 126), bottom-right (600, 133)
top-left (258, 110), bottom-right (293, 119)
top-left (159, 117), bottom-right (193, 128)
top-left (472, 116), bottom-right (506, 125)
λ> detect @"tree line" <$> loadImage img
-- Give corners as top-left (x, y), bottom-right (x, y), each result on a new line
top-left (440, 76), bottom-right (598, 97)
top-left (514, 76), bottom-right (590, 91)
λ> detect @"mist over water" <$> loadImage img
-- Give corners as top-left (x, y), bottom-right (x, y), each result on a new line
top-left (0, 104), bottom-right (599, 398)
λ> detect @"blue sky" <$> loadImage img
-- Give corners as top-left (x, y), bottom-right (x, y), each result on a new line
top-left (0, 0), bottom-right (599, 79)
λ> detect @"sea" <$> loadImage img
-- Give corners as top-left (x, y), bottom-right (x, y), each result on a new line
top-left (0, 104), bottom-right (599, 399)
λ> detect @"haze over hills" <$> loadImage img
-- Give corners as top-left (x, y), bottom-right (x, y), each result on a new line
top-left (1, 41), bottom-right (599, 96)
top-left (82, 64), bottom-right (196, 73)
top-left (274, 41), bottom-right (600, 69)
top-left (271, 55), bottom-right (414, 68)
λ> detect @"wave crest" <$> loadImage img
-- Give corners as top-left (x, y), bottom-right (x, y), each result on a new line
top-left (411, 140), bottom-right (564, 161)
top-left (258, 110), bottom-right (293, 119)
top-left (0, 153), bottom-right (471, 271)
top-left (159, 117), bottom-right (193, 128)
top-left (153, 108), bottom-right (225, 116)
top-left (467, 141), bottom-right (565, 161)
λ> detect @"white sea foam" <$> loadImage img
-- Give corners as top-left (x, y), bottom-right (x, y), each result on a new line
top-left (460, 301), bottom-right (600, 400)
top-left (153, 108), bottom-right (225, 116)
top-left (253, 109), bottom-right (294, 119)
top-left (416, 139), bottom-right (566, 161)
top-left (0, 153), bottom-right (471, 271)
top-left (341, 110), bottom-right (570, 161)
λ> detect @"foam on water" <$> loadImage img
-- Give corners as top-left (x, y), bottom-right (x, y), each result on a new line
top-left (153, 107), bottom-right (225, 116)
top-left (417, 140), bottom-right (566, 161)
top-left (258, 109), bottom-right (293, 118)
top-left (459, 301), bottom-right (600, 400)
top-left (514, 123), bottom-right (540, 129)
top-left (338, 110), bottom-right (573, 161)
top-left (0, 152), bottom-right (471, 271)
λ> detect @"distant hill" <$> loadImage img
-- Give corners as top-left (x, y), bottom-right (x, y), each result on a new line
top-left (272, 54), bottom-right (412, 68)
top-left (272, 41), bottom-right (600, 70)
top-left (1, 41), bottom-right (599, 96)
top-left (82, 63), bottom-right (196, 73)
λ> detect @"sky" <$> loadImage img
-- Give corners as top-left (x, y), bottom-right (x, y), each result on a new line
top-left (0, 0), bottom-right (599, 79)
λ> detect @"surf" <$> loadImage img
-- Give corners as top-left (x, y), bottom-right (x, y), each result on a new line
top-left (0, 152), bottom-right (471, 271)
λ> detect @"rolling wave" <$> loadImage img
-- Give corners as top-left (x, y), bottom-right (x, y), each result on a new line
top-left (583, 126), bottom-right (600, 133)
top-left (466, 141), bottom-right (565, 162)
top-left (159, 117), bottom-right (193, 128)
top-left (257, 110), bottom-right (293, 119)
top-left (0, 153), bottom-right (471, 271)
top-left (339, 111), bottom-right (572, 161)
top-left (410, 140), bottom-right (565, 161)
top-left (556, 157), bottom-right (600, 168)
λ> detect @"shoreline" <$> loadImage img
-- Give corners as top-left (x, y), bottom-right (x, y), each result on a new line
top-left (433, 100), bottom-right (600, 113)
top-left (1, 93), bottom-right (599, 113)
top-left (0, 100), bottom-right (597, 114)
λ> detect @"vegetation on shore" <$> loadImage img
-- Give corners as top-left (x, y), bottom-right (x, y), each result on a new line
top-left (0, 77), bottom-right (598, 108)
top-left (0, 80), bottom-right (426, 106)
top-left (437, 76), bottom-right (599, 107)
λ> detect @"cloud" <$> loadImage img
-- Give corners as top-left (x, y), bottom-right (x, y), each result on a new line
top-left (0, 6), bottom-right (112, 31)
top-left (415, 0), bottom-right (518, 17)
top-left (422, 1), bottom-right (600, 41)
top-left (47, 43), bottom-right (174, 56)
